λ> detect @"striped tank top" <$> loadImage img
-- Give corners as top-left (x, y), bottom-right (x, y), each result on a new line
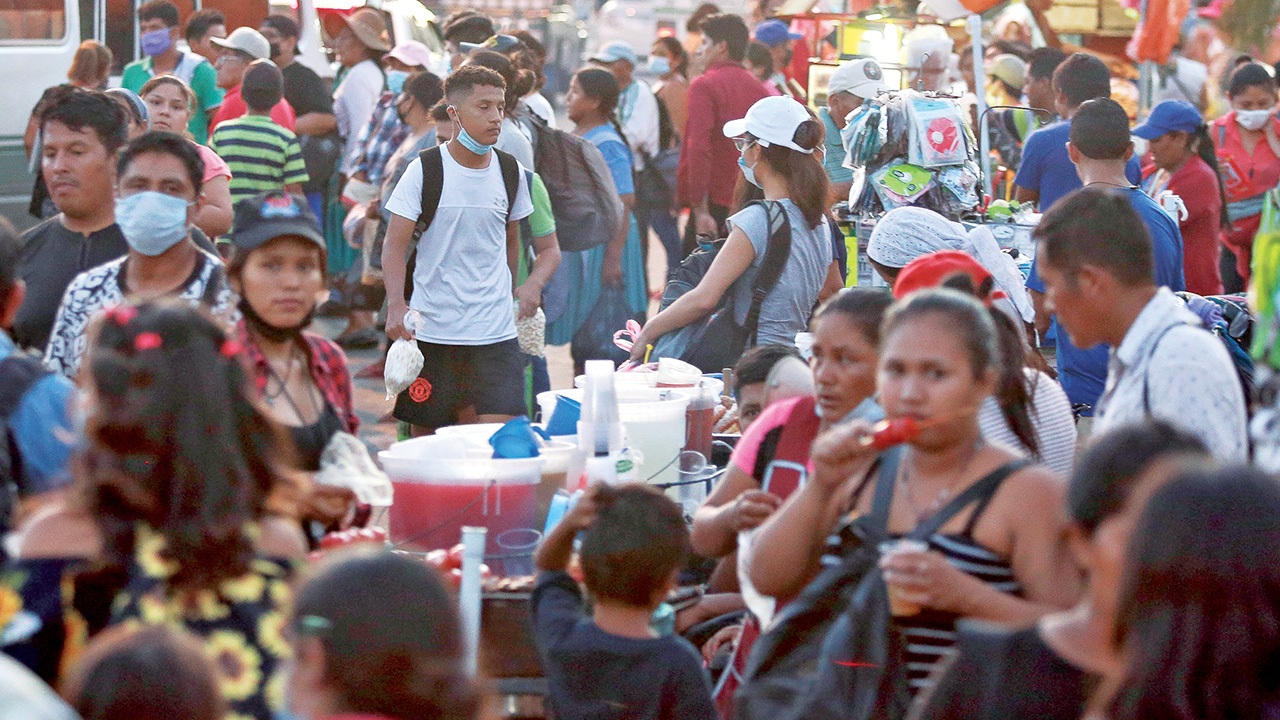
top-left (851, 462), bottom-right (1021, 696)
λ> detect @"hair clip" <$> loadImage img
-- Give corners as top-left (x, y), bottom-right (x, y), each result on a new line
top-left (133, 332), bottom-right (163, 351)
top-left (220, 339), bottom-right (243, 358)
top-left (295, 615), bottom-right (333, 637)
top-left (106, 304), bottom-right (137, 326)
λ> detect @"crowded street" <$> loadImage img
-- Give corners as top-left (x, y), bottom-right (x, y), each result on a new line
top-left (3, 0), bottom-right (1280, 718)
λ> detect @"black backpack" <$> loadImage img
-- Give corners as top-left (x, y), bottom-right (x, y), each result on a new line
top-left (1, 350), bottom-right (53, 560)
top-left (404, 145), bottom-right (521, 300)
top-left (734, 451), bottom-right (1029, 720)
top-left (649, 200), bottom-right (792, 373)
top-left (521, 112), bottom-right (625, 253)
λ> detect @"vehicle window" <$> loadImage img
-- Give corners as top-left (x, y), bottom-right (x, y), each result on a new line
top-left (0, 0), bottom-right (67, 43)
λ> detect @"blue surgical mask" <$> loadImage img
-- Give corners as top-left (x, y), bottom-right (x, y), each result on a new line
top-left (648, 56), bottom-right (672, 76)
top-left (738, 157), bottom-right (761, 188)
top-left (449, 106), bottom-right (497, 155)
top-left (140, 27), bottom-right (173, 57)
top-left (385, 69), bottom-right (410, 95)
top-left (116, 191), bottom-right (191, 256)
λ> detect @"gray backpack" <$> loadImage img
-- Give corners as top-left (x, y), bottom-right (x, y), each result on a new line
top-left (521, 112), bottom-right (625, 253)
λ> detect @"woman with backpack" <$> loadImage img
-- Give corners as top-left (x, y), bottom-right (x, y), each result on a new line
top-left (545, 67), bottom-right (648, 372)
top-left (628, 95), bottom-right (842, 363)
top-left (747, 288), bottom-right (1079, 703)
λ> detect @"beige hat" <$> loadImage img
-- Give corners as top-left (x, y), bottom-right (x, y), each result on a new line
top-left (211, 27), bottom-right (271, 61)
top-left (330, 8), bottom-right (392, 53)
top-left (828, 58), bottom-right (889, 100)
top-left (987, 54), bottom-right (1028, 92)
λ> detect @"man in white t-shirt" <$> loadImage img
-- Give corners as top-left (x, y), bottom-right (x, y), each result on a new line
top-left (382, 65), bottom-right (541, 434)
top-left (591, 42), bottom-right (660, 168)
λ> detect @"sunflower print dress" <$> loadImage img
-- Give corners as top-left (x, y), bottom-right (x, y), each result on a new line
top-left (110, 525), bottom-right (295, 720)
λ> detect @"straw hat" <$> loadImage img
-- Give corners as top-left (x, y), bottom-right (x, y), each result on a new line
top-left (330, 8), bottom-right (391, 53)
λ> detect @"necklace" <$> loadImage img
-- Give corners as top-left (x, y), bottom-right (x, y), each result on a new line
top-left (263, 342), bottom-right (300, 401)
top-left (1084, 180), bottom-right (1136, 190)
top-left (898, 440), bottom-right (985, 524)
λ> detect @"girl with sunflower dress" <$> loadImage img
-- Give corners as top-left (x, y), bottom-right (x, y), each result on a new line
top-left (6, 301), bottom-right (308, 720)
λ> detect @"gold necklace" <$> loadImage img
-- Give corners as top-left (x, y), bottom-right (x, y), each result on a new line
top-left (898, 440), bottom-right (984, 524)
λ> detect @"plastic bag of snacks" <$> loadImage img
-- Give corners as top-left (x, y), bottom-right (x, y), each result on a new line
top-left (385, 310), bottom-right (425, 400)
top-left (515, 301), bottom-right (546, 357)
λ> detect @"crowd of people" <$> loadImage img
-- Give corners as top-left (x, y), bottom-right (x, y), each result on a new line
top-left (3, 0), bottom-right (1280, 719)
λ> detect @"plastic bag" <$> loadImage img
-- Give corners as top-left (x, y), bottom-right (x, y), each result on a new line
top-left (516, 303), bottom-right (546, 357)
top-left (572, 286), bottom-right (643, 367)
top-left (871, 161), bottom-right (935, 209)
top-left (316, 432), bottom-right (394, 506)
top-left (385, 308), bottom-right (426, 400)
top-left (906, 95), bottom-right (968, 168)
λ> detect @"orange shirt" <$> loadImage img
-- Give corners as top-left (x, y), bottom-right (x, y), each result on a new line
top-left (1211, 111), bottom-right (1280, 203)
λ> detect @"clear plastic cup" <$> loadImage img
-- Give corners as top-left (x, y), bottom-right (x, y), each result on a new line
top-left (878, 539), bottom-right (928, 617)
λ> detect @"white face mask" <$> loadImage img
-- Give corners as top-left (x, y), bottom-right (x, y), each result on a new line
top-left (1236, 108), bottom-right (1273, 131)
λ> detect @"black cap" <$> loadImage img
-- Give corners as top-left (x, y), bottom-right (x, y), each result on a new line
top-left (231, 192), bottom-right (325, 253)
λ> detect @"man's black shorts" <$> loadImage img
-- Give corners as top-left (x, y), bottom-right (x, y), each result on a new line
top-left (392, 338), bottom-right (526, 429)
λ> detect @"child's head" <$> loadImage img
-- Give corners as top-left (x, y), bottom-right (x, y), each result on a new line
top-left (242, 59), bottom-right (283, 113)
top-left (579, 484), bottom-right (689, 609)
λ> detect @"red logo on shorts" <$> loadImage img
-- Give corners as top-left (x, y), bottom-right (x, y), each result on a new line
top-left (408, 378), bottom-right (432, 403)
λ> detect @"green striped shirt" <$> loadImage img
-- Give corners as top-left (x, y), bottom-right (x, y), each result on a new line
top-left (209, 114), bottom-right (309, 207)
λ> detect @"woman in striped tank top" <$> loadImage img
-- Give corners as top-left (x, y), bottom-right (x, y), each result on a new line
top-left (750, 287), bottom-right (1081, 698)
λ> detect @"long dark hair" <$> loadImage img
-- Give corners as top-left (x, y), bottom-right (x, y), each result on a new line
top-left (78, 301), bottom-right (293, 593)
top-left (751, 120), bottom-right (828, 228)
top-left (1109, 466), bottom-right (1280, 720)
top-left (655, 36), bottom-right (689, 78)
top-left (295, 550), bottom-right (482, 720)
top-left (1188, 124), bottom-right (1231, 229)
top-left (467, 50), bottom-right (535, 117)
top-left (574, 67), bottom-right (631, 150)
top-left (937, 273), bottom-right (1038, 456)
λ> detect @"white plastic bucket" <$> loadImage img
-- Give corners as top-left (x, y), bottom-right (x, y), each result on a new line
top-left (378, 436), bottom-right (544, 572)
top-left (537, 388), bottom-right (691, 486)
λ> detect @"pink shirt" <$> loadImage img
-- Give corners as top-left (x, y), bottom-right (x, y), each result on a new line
top-left (195, 142), bottom-right (230, 182)
top-left (729, 396), bottom-right (815, 483)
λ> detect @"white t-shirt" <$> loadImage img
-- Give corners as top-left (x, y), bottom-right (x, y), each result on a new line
top-left (619, 80), bottom-right (660, 168)
top-left (385, 148), bottom-right (534, 345)
top-left (498, 117), bottom-right (536, 170)
top-left (977, 368), bottom-right (1078, 477)
top-left (523, 92), bottom-right (556, 128)
top-left (334, 59), bottom-right (385, 174)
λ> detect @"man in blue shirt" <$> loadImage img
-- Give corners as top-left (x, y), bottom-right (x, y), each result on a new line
top-left (1026, 98), bottom-right (1185, 412)
top-left (0, 220), bottom-right (75, 537)
top-left (1015, 52), bottom-right (1142, 212)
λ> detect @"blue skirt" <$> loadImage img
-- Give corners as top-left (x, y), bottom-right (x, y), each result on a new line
top-left (545, 214), bottom-right (648, 346)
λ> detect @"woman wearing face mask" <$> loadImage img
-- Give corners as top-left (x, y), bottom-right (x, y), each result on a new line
top-left (546, 68), bottom-right (649, 372)
top-left (332, 42), bottom-right (434, 352)
top-left (910, 422), bottom-right (1210, 720)
top-left (1210, 61), bottom-right (1280, 291)
top-left (651, 37), bottom-right (690, 137)
top-left (226, 192), bottom-right (363, 542)
top-left (751, 288), bottom-right (1080, 698)
top-left (630, 95), bottom-right (842, 362)
top-left (140, 75), bottom-right (234, 239)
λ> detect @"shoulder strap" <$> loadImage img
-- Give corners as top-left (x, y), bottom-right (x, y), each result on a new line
top-left (759, 397), bottom-right (821, 497)
top-left (411, 146), bottom-right (445, 242)
top-left (742, 200), bottom-right (794, 347)
top-left (0, 353), bottom-right (47, 421)
top-left (1141, 321), bottom-right (1189, 416)
top-left (200, 260), bottom-right (224, 308)
top-left (863, 445), bottom-right (905, 543)
top-left (495, 149), bottom-right (520, 221)
top-left (907, 460), bottom-right (1032, 542)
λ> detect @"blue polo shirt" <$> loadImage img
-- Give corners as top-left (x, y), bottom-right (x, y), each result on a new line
top-left (1028, 186), bottom-right (1185, 411)
top-left (1014, 120), bottom-right (1143, 211)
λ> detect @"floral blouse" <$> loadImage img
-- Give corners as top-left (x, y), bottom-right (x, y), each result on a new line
top-left (1, 525), bottom-right (295, 720)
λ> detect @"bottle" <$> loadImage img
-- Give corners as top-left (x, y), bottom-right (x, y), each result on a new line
top-left (571, 361), bottom-right (637, 489)
top-left (684, 382), bottom-right (715, 461)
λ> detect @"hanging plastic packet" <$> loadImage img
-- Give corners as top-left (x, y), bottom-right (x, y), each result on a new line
top-left (871, 161), bottom-right (934, 209)
top-left (907, 95), bottom-right (968, 168)
top-left (841, 105), bottom-right (870, 170)
top-left (384, 309), bottom-right (425, 400)
top-left (936, 163), bottom-right (980, 210)
top-left (514, 300), bottom-right (546, 357)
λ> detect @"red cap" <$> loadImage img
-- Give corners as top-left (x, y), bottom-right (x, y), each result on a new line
top-left (892, 250), bottom-right (1001, 302)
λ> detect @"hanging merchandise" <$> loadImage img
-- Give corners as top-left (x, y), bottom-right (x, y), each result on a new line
top-left (936, 163), bottom-right (980, 209)
top-left (871, 162), bottom-right (935, 209)
top-left (906, 95), bottom-right (969, 168)
top-left (1127, 0), bottom-right (1191, 65)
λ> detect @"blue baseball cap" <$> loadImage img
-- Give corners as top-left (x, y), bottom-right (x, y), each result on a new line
top-left (590, 41), bottom-right (639, 67)
top-left (754, 19), bottom-right (802, 48)
top-left (1132, 100), bottom-right (1204, 140)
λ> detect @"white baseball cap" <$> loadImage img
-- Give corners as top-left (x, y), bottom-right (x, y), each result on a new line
top-left (828, 58), bottom-right (888, 100)
top-left (212, 27), bottom-right (271, 61)
top-left (722, 96), bottom-right (815, 154)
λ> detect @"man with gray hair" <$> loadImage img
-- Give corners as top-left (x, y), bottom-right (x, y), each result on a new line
top-left (903, 26), bottom-right (953, 92)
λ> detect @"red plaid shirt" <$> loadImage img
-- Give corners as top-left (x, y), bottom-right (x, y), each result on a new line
top-left (234, 322), bottom-right (359, 434)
